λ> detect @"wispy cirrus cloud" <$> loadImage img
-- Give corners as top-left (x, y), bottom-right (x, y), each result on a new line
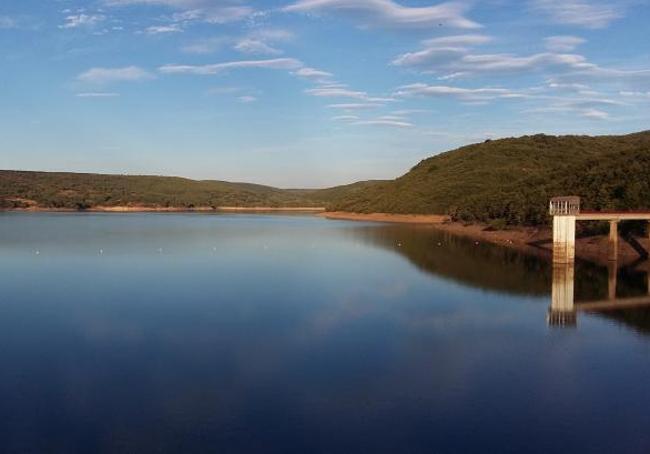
top-left (353, 119), bottom-right (414, 128)
top-left (305, 87), bottom-right (393, 102)
top-left (181, 37), bottom-right (229, 54)
top-left (395, 83), bottom-right (527, 102)
top-left (293, 67), bottom-right (334, 83)
top-left (544, 35), bottom-right (585, 52)
top-left (104, 0), bottom-right (253, 24)
top-left (238, 95), bottom-right (257, 103)
top-left (283, 0), bottom-right (480, 29)
top-left (0, 16), bottom-right (17, 29)
top-left (78, 66), bottom-right (154, 83)
top-left (76, 92), bottom-right (121, 97)
top-left (159, 58), bottom-right (303, 75)
top-left (327, 103), bottom-right (384, 110)
top-left (59, 13), bottom-right (106, 29)
top-left (392, 33), bottom-right (592, 77)
top-left (531, 0), bottom-right (623, 28)
top-left (233, 29), bottom-right (295, 56)
top-left (144, 24), bottom-right (183, 34)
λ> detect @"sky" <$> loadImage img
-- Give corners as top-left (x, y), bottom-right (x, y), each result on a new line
top-left (1, 0), bottom-right (649, 188)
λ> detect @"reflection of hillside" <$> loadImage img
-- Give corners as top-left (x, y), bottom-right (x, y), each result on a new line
top-left (592, 267), bottom-right (650, 335)
top-left (349, 224), bottom-right (650, 335)
top-left (347, 224), bottom-right (552, 296)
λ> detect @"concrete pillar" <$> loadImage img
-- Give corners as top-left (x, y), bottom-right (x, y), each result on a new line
top-left (608, 263), bottom-right (618, 300)
top-left (553, 215), bottom-right (576, 264)
top-left (608, 220), bottom-right (619, 262)
top-left (647, 270), bottom-right (650, 296)
top-left (548, 263), bottom-right (576, 326)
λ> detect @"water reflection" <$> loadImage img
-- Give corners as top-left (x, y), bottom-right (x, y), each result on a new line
top-left (341, 223), bottom-right (650, 335)
top-left (549, 262), bottom-right (650, 329)
top-left (345, 224), bottom-right (552, 296)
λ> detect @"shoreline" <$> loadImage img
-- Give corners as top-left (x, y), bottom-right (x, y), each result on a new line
top-left (320, 211), bottom-right (650, 268)
top-left (1, 206), bottom-right (326, 213)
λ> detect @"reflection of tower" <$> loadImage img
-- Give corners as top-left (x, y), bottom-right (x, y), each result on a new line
top-left (548, 263), bottom-right (576, 327)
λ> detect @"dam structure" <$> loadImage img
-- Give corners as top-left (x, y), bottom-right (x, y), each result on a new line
top-left (550, 196), bottom-right (650, 265)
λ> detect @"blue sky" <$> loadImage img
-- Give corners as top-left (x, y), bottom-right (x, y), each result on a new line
top-left (1, 0), bottom-right (649, 187)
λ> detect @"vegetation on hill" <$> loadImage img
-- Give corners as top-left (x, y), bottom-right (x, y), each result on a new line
top-left (0, 171), bottom-right (302, 209)
top-left (0, 170), bottom-right (384, 210)
top-left (2, 131), bottom-right (648, 225)
top-left (331, 131), bottom-right (650, 225)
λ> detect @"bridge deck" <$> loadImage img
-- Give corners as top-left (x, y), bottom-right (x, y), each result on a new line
top-left (576, 211), bottom-right (650, 221)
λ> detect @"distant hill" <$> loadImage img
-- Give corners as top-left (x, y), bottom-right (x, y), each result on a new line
top-left (0, 170), bottom-right (384, 210)
top-left (331, 131), bottom-right (650, 225)
top-left (3, 131), bottom-right (649, 224)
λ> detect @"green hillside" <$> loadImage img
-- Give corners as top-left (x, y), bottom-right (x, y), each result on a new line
top-left (0, 171), bottom-right (293, 209)
top-left (331, 131), bottom-right (650, 225)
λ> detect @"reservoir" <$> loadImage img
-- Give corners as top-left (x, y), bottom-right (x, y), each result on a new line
top-left (1, 213), bottom-right (650, 453)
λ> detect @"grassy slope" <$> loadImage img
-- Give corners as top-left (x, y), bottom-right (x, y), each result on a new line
top-left (332, 131), bottom-right (650, 225)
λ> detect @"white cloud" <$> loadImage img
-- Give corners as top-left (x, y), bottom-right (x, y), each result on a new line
top-left (327, 103), bottom-right (383, 110)
top-left (181, 37), bottom-right (228, 54)
top-left (620, 91), bottom-right (650, 99)
top-left (233, 29), bottom-right (294, 56)
top-left (238, 95), bottom-right (257, 103)
top-left (306, 87), bottom-right (394, 103)
top-left (283, 0), bottom-right (480, 29)
top-left (580, 108), bottom-right (609, 119)
top-left (159, 58), bottom-right (303, 75)
top-left (422, 34), bottom-right (492, 47)
top-left (60, 14), bottom-right (106, 29)
top-left (293, 67), bottom-right (334, 82)
top-left (331, 115), bottom-right (360, 121)
top-left (393, 41), bottom-right (594, 76)
top-left (353, 119), bottom-right (414, 128)
top-left (544, 36), bottom-right (585, 52)
top-left (145, 24), bottom-right (183, 34)
top-left (531, 0), bottom-right (623, 28)
top-left (76, 92), bottom-right (121, 97)
top-left (395, 83), bottom-right (524, 102)
top-left (0, 16), bottom-right (17, 29)
top-left (77, 66), bottom-right (154, 83)
top-left (234, 38), bottom-right (282, 56)
top-left (105, 0), bottom-right (253, 24)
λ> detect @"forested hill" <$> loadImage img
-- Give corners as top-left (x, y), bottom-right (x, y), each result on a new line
top-left (2, 131), bottom-right (649, 223)
top-left (331, 131), bottom-right (650, 225)
top-left (0, 170), bottom-right (381, 210)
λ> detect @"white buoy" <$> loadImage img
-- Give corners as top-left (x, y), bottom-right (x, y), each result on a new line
top-left (35, 250), bottom-right (40, 255)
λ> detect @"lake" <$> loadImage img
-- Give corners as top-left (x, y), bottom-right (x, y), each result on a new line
top-left (1, 212), bottom-right (650, 453)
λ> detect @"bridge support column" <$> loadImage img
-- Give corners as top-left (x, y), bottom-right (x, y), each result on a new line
top-left (553, 215), bottom-right (576, 264)
top-left (548, 263), bottom-right (576, 326)
top-left (608, 263), bottom-right (618, 300)
top-left (608, 221), bottom-right (619, 262)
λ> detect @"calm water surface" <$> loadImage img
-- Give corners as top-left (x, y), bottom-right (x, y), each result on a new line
top-left (2, 213), bottom-right (650, 453)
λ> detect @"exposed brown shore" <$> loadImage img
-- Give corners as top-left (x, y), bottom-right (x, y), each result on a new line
top-left (320, 211), bottom-right (650, 268)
